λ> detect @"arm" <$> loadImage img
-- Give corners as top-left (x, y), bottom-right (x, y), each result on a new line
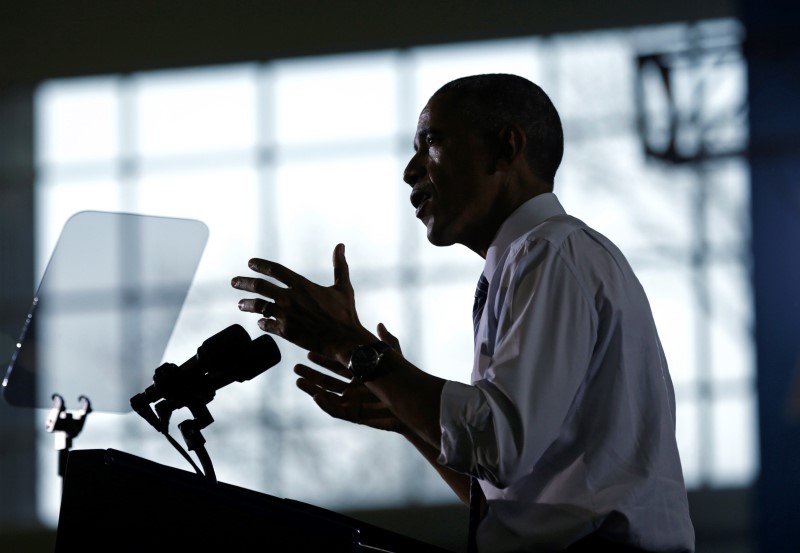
top-left (403, 428), bottom-right (472, 507)
top-left (232, 243), bottom-right (447, 452)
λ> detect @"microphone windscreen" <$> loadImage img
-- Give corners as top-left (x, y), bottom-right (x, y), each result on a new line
top-left (196, 324), bottom-right (252, 371)
top-left (233, 334), bottom-right (282, 382)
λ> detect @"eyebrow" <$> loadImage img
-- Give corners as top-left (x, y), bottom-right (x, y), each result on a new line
top-left (413, 127), bottom-right (434, 151)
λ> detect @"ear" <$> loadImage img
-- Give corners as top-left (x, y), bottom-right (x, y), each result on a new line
top-left (494, 125), bottom-right (528, 171)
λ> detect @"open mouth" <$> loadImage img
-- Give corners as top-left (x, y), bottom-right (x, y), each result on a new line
top-left (410, 188), bottom-right (432, 212)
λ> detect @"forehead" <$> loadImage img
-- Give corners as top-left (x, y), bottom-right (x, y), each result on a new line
top-left (415, 92), bottom-right (472, 135)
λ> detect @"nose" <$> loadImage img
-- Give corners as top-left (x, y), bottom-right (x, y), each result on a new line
top-left (403, 151), bottom-right (424, 186)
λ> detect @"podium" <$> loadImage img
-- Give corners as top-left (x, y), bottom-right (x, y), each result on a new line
top-left (56, 448), bottom-right (455, 553)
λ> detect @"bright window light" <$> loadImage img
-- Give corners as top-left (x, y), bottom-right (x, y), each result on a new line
top-left (31, 20), bottom-right (755, 526)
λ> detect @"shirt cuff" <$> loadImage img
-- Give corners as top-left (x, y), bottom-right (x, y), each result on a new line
top-left (437, 380), bottom-right (491, 474)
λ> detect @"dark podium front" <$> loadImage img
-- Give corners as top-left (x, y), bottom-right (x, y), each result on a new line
top-left (56, 448), bottom-right (454, 553)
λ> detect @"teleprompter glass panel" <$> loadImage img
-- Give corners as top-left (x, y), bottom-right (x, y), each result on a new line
top-left (3, 211), bottom-right (208, 413)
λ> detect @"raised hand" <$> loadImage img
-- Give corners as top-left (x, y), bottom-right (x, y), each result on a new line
top-left (232, 243), bottom-right (373, 364)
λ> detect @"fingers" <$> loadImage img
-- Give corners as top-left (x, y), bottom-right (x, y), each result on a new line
top-left (231, 275), bottom-right (285, 301)
top-left (294, 363), bottom-right (349, 394)
top-left (305, 384), bottom-right (398, 429)
top-left (232, 296), bottom-right (284, 336)
top-left (306, 351), bottom-right (351, 379)
top-left (256, 317), bottom-right (281, 335)
top-left (234, 250), bottom-right (369, 359)
top-left (312, 392), bottom-right (360, 423)
top-left (230, 259), bottom-right (305, 311)
top-left (294, 362), bottom-right (402, 432)
top-left (236, 298), bottom-right (275, 316)
top-left (232, 261), bottom-right (295, 333)
top-left (294, 368), bottom-right (361, 422)
top-left (246, 258), bottom-right (305, 287)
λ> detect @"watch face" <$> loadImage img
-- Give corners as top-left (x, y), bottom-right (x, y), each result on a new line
top-left (351, 346), bottom-right (379, 376)
top-left (349, 342), bottom-right (390, 381)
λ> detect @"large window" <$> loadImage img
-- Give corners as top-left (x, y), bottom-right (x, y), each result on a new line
top-left (32, 19), bottom-right (754, 524)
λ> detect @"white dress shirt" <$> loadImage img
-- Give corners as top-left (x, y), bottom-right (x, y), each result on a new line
top-left (438, 193), bottom-right (695, 552)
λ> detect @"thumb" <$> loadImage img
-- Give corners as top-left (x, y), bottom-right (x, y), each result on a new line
top-left (332, 243), bottom-right (353, 291)
top-left (377, 323), bottom-right (402, 354)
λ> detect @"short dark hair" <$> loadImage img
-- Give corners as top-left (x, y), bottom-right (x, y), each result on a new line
top-left (432, 74), bottom-right (564, 186)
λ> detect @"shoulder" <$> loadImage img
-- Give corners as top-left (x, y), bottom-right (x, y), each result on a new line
top-left (505, 214), bottom-right (588, 265)
top-left (498, 214), bottom-right (638, 299)
top-left (493, 215), bottom-right (591, 289)
top-left (515, 215), bottom-right (631, 271)
top-left (534, 213), bottom-right (587, 240)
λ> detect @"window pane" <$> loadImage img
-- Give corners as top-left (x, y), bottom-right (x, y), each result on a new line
top-left (559, 135), bottom-right (696, 254)
top-left (552, 32), bottom-right (636, 120)
top-left (275, 154), bottom-right (401, 273)
top-left (135, 166), bottom-right (261, 281)
top-left (135, 65), bottom-right (258, 158)
top-left (273, 51), bottom-right (398, 145)
top-left (710, 263), bottom-right (754, 382)
top-left (638, 267), bottom-right (698, 388)
top-left (419, 282), bottom-right (477, 384)
top-left (36, 76), bottom-right (120, 165)
top-left (281, 425), bottom-right (408, 509)
top-left (710, 393), bottom-right (759, 486)
top-left (706, 158), bottom-right (750, 248)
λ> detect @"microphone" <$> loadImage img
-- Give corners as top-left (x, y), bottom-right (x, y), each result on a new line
top-left (129, 324), bottom-right (281, 480)
top-left (203, 332), bottom-right (282, 391)
top-left (130, 324), bottom-right (281, 418)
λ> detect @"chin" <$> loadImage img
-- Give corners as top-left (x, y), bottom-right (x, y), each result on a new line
top-left (426, 237), bottom-right (450, 247)
top-left (422, 215), bottom-right (461, 247)
top-left (426, 227), bottom-right (457, 248)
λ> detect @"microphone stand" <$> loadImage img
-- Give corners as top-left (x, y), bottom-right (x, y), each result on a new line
top-left (153, 396), bottom-right (218, 483)
top-left (177, 405), bottom-right (217, 483)
top-left (130, 363), bottom-right (219, 482)
top-left (45, 394), bottom-right (92, 485)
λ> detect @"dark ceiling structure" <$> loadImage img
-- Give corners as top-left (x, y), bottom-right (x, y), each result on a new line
top-left (1, 0), bottom-right (738, 85)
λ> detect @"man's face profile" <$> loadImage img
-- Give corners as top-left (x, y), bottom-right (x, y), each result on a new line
top-left (404, 92), bottom-right (499, 253)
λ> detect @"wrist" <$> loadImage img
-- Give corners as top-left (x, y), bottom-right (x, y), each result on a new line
top-left (347, 340), bottom-right (391, 383)
top-left (327, 329), bottom-right (376, 367)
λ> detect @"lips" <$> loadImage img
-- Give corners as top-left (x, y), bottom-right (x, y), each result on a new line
top-left (410, 188), bottom-right (432, 215)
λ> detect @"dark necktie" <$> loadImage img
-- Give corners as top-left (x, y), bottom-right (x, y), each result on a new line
top-left (468, 274), bottom-right (489, 553)
top-left (472, 274), bottom-right (489, 341)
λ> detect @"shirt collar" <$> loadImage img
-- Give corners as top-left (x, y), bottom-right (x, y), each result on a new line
top-left (484, 192), bottom-right (566, 279)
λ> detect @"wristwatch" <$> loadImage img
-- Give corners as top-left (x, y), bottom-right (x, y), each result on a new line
top-left (348, 341), bottom-right (391, 382)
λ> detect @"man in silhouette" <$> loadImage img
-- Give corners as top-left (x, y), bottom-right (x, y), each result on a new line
top-left (232, 73), bottom-right (695, 552)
